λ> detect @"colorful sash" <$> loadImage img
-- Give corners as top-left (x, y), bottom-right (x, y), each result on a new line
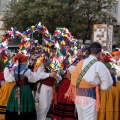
top-left (76, 59), bottom-right (98, 87)
top-left (65, 59), bottom-right (100, 112)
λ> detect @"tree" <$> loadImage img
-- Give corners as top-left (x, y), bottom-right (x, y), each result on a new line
top-left (71, 0), bottom-right (115, 43)
top-left (4, 0), bottom-right (35, 31)
top-left (4, 0), bottom-right (76, 37)
top-left (4, 0), bottom-right (115, 43)
top-left (27, 0), bottom-right (76, 33)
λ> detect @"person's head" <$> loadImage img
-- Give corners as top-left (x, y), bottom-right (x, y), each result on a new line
top-left (31, 55), bottom-right (37, 65)
top-left (50, 45), bottom-right (57, 57)
top-left (76, 49), bottom-right (83, 57)
top-left (112, 48), bottom-right (120, 61)
top-left (99, 51), bottom-right (113, 62)
top-left (67, 49), bottom-right (74, 57)
top-left (90, 42), bottom-right (102, 58)
top-left (13, 53), bottom-right (29, 65)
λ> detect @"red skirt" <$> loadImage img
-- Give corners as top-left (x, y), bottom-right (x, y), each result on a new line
top-left (50, 78), bottom-right (78, 120)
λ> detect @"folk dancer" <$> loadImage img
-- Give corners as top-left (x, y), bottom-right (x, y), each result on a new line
top-left (65, 42), bottom-right (113, 120)
top-left (5, 53), bottom-right (56, 120)
top-left (36, 45), bottom-right (62, 120)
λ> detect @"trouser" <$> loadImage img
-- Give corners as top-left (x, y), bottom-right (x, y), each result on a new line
top-left (75, 96), bottom-right (97, 120)
top-left (36, 84), bottom-right (52, 120)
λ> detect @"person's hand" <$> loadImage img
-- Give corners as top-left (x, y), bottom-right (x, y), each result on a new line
top-left (33, 66), bottom-right (38, 72)
top-left (49, 71), bottom-right (57, 78)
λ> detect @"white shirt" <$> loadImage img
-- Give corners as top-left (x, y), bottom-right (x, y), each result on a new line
top-left (82, 55), bottom-right (113, 90)
top-left (13, 64), bottom-right (50, 83)
top-left (34, 64), bottom-right (62, 82)
top-left (4, 67), bottom-right (15, 82)
top-left (24, 67), bottom-right (50, 83)
top-left (13, 62), bottom-right (62, 83)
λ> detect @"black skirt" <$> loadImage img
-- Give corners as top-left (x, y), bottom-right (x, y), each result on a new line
top-left (5, 110), bottom-right (36, 120)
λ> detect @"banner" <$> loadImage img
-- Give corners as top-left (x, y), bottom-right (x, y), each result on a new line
top-left (93, 24), bottom-right (113, 53)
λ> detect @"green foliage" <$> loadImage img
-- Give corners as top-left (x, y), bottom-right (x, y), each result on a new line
top-left (4, 0), bottom-right (115, 43)
top-left (5, 0), bottom-right (35, 30)
top-left (72, 0), bottom-right (115, 42)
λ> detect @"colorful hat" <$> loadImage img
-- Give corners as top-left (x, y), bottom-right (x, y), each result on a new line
top-left (100, 51), bottom-right (113, 61)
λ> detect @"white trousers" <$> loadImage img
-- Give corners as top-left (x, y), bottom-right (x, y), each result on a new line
top-left (37, 84), bottom-right (52, 120)
top-left (75, 96), bottom-right (97, 120)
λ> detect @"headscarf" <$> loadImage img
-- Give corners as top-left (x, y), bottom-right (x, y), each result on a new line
top-left (13, 53), bottom-right (29, 63)
top-left (99, 51), bottom-right (113, 62)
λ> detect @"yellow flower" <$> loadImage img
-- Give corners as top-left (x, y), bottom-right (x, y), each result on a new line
top-left (31, 25), bottom-right (35, 30)
top-left (61, 40), bottom-right (65, 45)
top-left (36, 57), bottom-right (43, 67)
top-left (50, 63), bottom-right (54, 68)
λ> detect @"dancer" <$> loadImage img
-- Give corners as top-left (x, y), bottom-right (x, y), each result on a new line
top-left (5, 52), bottom-right (56, 120)
top-left (65, 42), bottom-right (113, 120)
top-left (50, 48), bottom-right (88, 120)
top-left (28, 55), bottom-right (38, 99)
top-left (50, 65), bottom-right (78, 120)
top-left (97, 51), bottom-right (120, 120)
top-left (36, 45), bottom-right (62, 120)
top-left (0, 53), bottom-right (16, 119)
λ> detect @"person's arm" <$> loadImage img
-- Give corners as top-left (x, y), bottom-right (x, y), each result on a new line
top-left (4, 67), bottom-right (15, 82)
top-left (98, 62), bottom-right (113, 90)
top-left (25, 69), bottom-right (49, 83)
top-left (35, 65), bottom-right (50, 80)
top-left (25, 66), bottom-right (56, 83)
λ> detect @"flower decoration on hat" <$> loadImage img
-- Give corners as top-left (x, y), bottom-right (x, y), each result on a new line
top-left (100, 51), bottom-right (113, 62)
top-left (1, 50), bottom-right (12, 67)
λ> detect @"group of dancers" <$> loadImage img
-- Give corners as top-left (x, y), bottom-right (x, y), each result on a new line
top-left (0, 42), bottom-right (120, 120)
